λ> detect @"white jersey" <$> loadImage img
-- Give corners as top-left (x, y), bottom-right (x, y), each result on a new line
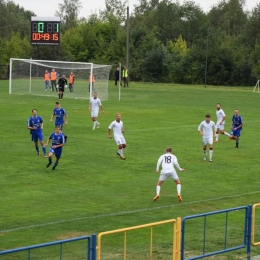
top-left (216, 109), bottom-right (226, 124)
top-left (198, 120), bottom-right (215, 138)
top-left (108, 120), bottom-right (123, 136)
top-left (156, 153), bottom-right (182, 174)
top-left (90, 97), bottom-right (101, 111)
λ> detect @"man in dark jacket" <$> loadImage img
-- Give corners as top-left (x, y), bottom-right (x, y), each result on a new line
top-left (114, 67), bottom-right (120, 86)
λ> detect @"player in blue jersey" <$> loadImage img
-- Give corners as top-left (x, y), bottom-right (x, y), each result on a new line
top-left (230, 109), bottom-right (243, 148)
top-left (50, 102), bottom-right (68, 130)
top-left (27, 109), bottom-right (47, 157)
top-left (45, 125), bottom-right (66, 170)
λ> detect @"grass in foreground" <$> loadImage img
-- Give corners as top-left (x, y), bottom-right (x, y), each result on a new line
top-left (0, 80), bottom-right (260, 259)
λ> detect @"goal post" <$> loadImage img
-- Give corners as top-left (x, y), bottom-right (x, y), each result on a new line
top-left (9, 58), bottom-right (112, 100)
top-left (253, 80), bottom-right (260, 92)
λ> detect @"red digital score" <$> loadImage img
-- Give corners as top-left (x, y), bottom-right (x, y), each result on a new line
top-left (31, 18), bottom-right (60, 45)
top-left (32, 33), bottom-right (59, 41)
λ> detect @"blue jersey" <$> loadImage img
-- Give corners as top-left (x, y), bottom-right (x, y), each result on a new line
top-left (53, 108), bottom-right (67, 125)
top-left (28, 116), bottom-right (43, 133)
top-left (232, 115), bottom-right (243, 130)
top-left (49, 132), bottom-right (65, 147)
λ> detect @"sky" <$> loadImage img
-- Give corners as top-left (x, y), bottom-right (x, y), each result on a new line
top-left (13, 0), bottom-right (258, 19)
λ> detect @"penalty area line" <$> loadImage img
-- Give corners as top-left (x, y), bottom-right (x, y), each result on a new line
top-left (1, 190), bottom-right (259, 234)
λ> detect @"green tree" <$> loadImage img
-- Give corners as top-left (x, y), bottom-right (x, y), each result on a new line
top-left (99, 0), bottom-right (126, 23)
top-left (163, 35), bottom-right (189, 83)
top-left (62, 26), bottom-right (88, 61)
top-left (244, 4), bottom-right (260, 47)
top-left (143, 41), bottom-right (167, 82)
top-left (251, 43), bottom-right (260, 80)
top-left (208, 0), bottom-right (247, 35)
top-left (166, 35), bottom-right (188, 56)
top-left (179, 1), bottom-right (208, 44)
top-left (152, 0), bottom-right (182, 44)
top-left (56, 0), bottom-right (82, 31)
top-left (0, 0), bottom-right (34, 39)
top-left (0, 32), bottom-right (32, 63)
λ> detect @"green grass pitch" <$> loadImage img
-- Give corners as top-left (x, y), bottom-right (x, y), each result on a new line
top-left (0, 80), bottom-right (260, 259)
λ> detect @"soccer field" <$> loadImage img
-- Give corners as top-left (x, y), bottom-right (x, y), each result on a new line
top-left (0, 80), bottom-right (260, 259)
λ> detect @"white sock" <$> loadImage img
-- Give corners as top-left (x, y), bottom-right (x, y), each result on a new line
top-left (203, 149), bottom-right (207, 156)
top-left (118, 149), bottom-right (122, 156)
top-left (177, 184), bottom-right (181, 195)
top-left (156, 185), bottom-right (161, 196)
top-left (96, 121), bottom-right (99, 124)
top-left (215, 134), bottom-right (219, 140)
top-left (224, 131), bottom-right (230, 137)
top-left (93, 121), bottom-right (97, 128)
top-left (209, 149), bottom-right (213, 159)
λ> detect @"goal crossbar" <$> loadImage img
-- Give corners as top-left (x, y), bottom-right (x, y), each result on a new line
top-left (9, 58), bottom-right (112, 100)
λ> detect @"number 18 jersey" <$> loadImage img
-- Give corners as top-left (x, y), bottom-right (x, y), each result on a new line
top-left (156, 153), bottom-right (182, 174)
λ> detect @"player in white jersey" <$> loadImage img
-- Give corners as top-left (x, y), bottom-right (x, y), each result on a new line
top-left (214, 103), bottom-right (230, 142)
top-left (108, 113), bottom-right (126, 160)
top-left (89, 92), bottom-right (104, 130)
top-left (153, 147), bottom-right (185, 202)
top-left (198, 114), bottom-right (216, 162)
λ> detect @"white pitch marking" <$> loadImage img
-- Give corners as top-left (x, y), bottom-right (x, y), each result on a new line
top-left (1, 190), bottom-right (259, 233)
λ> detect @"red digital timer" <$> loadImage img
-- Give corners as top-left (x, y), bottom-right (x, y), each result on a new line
top-left (32, 33), bottom-right (59, 41)
top-left (31, 17), bottom-right (61, 45)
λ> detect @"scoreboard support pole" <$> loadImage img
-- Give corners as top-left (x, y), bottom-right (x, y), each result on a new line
top-left (52, 46), bottom-right (55, 60)
top-left (36, 45), bottom-right (39, 60)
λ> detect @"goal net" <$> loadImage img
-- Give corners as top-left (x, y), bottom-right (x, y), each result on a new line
top-left (9, 58), bottom-right (112, 100)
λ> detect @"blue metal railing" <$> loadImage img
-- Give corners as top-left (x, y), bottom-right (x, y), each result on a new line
top-left (181, 205), bottom-right (252, 260)
top-left (0, 234), bottom-right (96, 260)
top-left (1, 204), bottom-right (256, 260)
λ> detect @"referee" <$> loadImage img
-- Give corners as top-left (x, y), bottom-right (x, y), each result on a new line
top-left (57, 74), bottom-right (68, 100)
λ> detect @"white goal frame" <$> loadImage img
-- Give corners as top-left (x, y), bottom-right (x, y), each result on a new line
top-left (9, 58), bottom-right (112, 100)
top-left (253, 80), bottom-right (260, 92)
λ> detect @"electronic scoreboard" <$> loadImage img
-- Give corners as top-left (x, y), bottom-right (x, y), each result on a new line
top-left (31, 17), bottom-right (61, 45)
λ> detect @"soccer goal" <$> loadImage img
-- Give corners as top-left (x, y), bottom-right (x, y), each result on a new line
top-left (9, 58), bottom-right (112, 100)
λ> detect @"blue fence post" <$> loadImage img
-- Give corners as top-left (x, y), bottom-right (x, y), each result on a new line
top-left (60, 243), bottom-right (63, 260)
top-left (247, 205), bottom-right (252, 260)
top-left (181, 220), bottom-right (184, 260)
top-left (91, 234), bottom-right (96, 260)
top-left (203, 215), bottom-right (206, 255)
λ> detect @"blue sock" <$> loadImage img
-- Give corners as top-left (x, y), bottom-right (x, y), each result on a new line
top-left (49, 158), bottom-right (52, 163)
top-left (35, 146), bottom-right (39, 152)
top-left (236, 141), bottom-right (239, 147)
top-left (53, 162), bottom-right (58, 168)
top-left (42, 146), bottom-right (46, 155)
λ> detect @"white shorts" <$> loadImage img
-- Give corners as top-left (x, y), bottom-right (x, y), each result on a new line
top-left (216, 123), bottom-right (224, 131)
top-left (203, 136), bottom-right (213, 145)
top-left (159, 170), bottom-right (179, 181)
top-left (114, 134), bottom-right (126, 145)
top-left (91, 110), bottom-right (99, 118)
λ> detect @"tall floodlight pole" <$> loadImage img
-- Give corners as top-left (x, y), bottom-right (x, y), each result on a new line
top-left (204, 27), bottom-right (209, 88)
top-left (126, 0), bottom-right (130, 70)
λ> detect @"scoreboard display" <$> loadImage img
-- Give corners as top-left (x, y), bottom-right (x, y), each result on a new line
top-left (31, 17), bottom-right (61, 45)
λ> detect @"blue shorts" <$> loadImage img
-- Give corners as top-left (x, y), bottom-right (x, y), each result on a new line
top-left (31, 131), bottom-right (44, 142)
top-left (49, 147), bottom-right (62, 159)
top-left (231, 128), bottom-right (241, 137)
top-left (55, 123), bottom-right (64, 130)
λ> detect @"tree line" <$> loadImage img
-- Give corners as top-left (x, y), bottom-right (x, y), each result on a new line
top-left (0, 0), bottom-right (260, 85)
